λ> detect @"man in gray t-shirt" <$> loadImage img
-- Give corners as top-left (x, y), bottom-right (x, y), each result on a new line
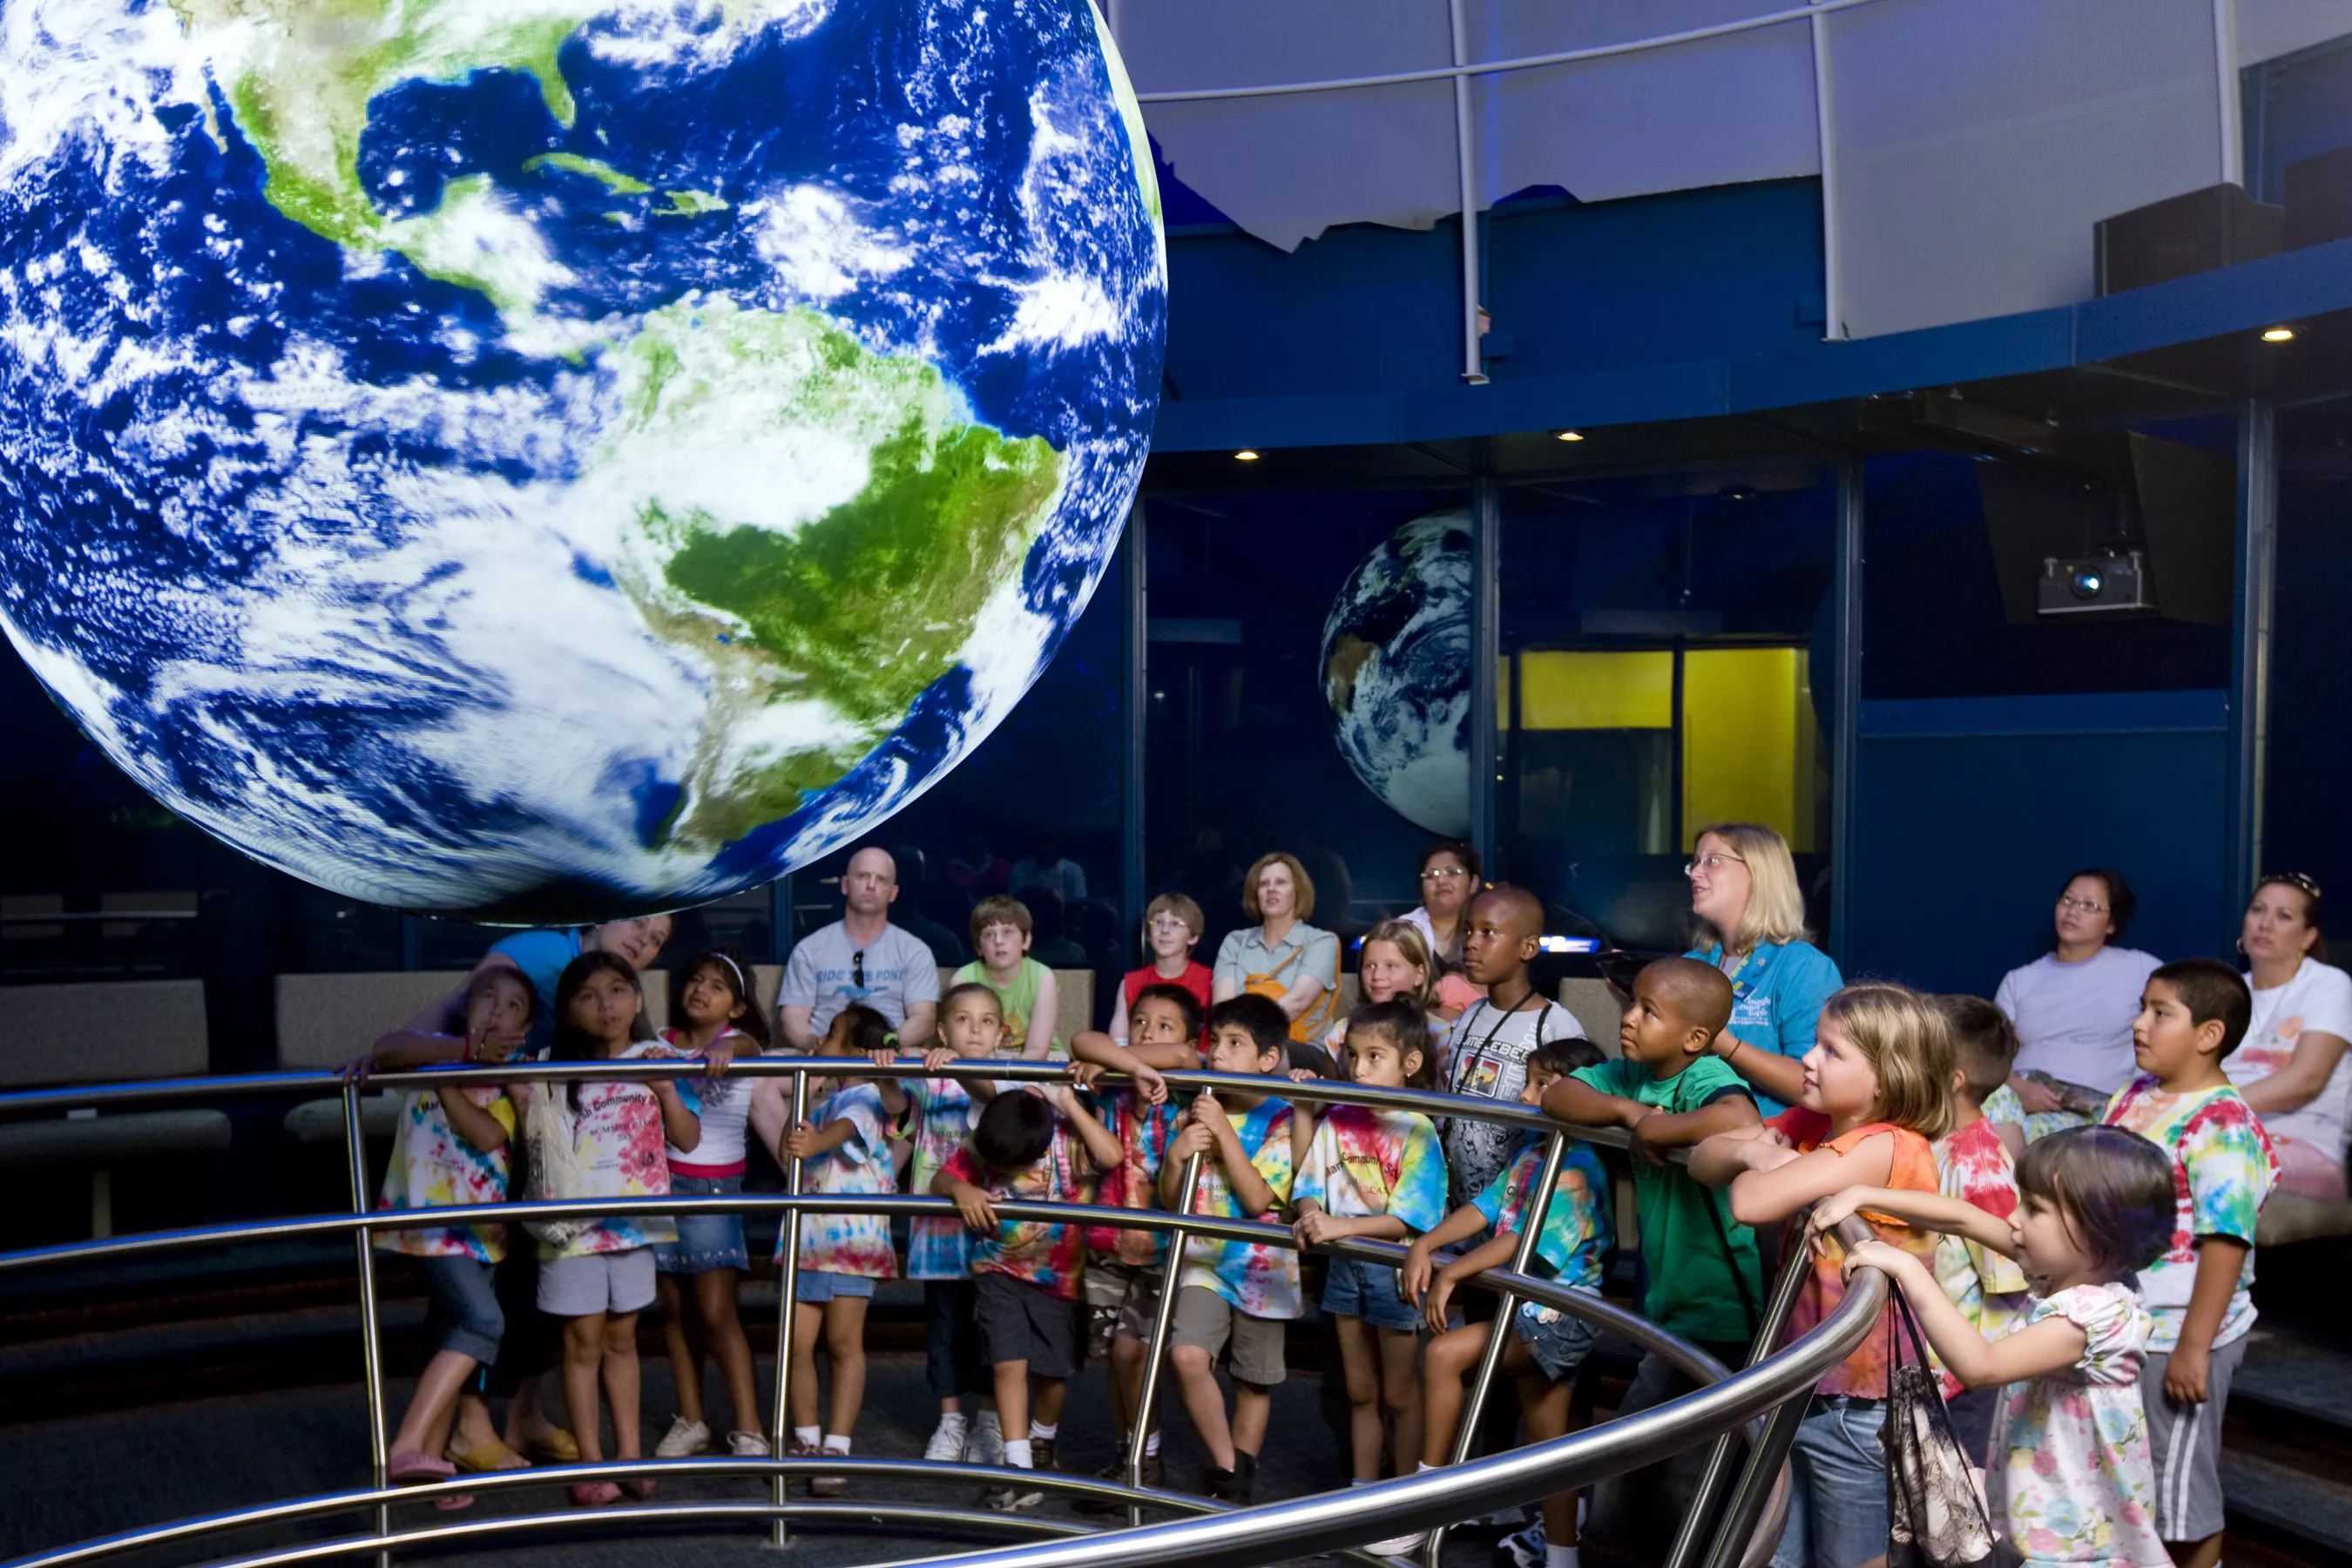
top-left (779, 846), bottom-right (941, 1049)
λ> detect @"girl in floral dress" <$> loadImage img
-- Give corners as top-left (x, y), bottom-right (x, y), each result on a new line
top-left (1821, 1125), bottom-right (2181, 1568)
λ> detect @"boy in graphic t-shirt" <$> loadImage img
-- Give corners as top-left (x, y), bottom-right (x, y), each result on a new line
top-left (1543, 956), bottom-right (1762, 1558)
top-left (2103, 959), bottom-right (2277, 1568)
top-left (1440, 885), bottom-right (1588, 1206)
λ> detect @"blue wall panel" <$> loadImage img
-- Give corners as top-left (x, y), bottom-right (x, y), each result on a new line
top-left (1847, 691), bottom-right (2228, 996)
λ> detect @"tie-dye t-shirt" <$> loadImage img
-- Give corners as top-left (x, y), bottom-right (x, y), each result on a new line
top-left (1082, 1085), bottom-right (1180, 1266)
top-left (544, 1041), bottom-right (684, 1259)
top-left (377, 1079), bottom-right (517, 1261)
top-left (1767, 1108), bottom-right (1941, 1398)
top-left (1470, 1139), bottom-right (1613, 1291)
top-left (1294, 1105), bottom-right (1448, 1235)
top-left (791, 1083), bottom-right (897, 1278)
top-left (2101, 1075), bottom-right (2277, 1351)
top-left (1931, 1115), bottom-right (2032, 1396)
top-left (943, 1116), bottom-right (1092, 1299)
top-left (1175, 1098), bottom-right (1301, 1318)
top-left (900, 1074), bottom-right (980, 1279)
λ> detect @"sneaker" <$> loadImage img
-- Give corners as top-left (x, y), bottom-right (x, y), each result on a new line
top-left (727, 1431), bottom-right (771, 1458)
top-left (1075, 1444), bottom-right (1165, 1514)
top-left (983, 1469), bottom-right (1045, 1511)
top-left (1368, 1531), bottom-right (1428, 1558)
top-left (1031, 1437), bottom-right (1058, 1477)
top-left (653, 1416), bottom-right (711, 1459)
top-left (924, 1419), bottom-right (971, 1463)
top-left (1497, 1518), bottom-right (1547, 1568)
top-left (966, 1417), bottom-right (1006, 1469)
top-left (1203, 1463), bottom-right (1247, 1504)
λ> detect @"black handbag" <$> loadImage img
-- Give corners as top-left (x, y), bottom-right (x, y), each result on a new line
top-left (1882, 1289), bottom-right (2022, 1568)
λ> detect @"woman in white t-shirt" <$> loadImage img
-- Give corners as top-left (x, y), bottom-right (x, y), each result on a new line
top-left (2229, 873), bottom-right (2352, 1200)
top-left (1994, 868), bottom-right (2161, 1140)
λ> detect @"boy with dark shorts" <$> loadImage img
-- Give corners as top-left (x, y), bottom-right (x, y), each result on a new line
top-left (937, 1084), bottom-right (1123, 1511)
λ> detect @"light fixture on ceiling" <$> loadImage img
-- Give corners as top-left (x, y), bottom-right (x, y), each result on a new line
top-left (1554, 429), bottom-right (1585, 443)
top-left (1233, 449), bottom-right (1260, 462)
top-left (2261, 326), bottom-right (2296, 342)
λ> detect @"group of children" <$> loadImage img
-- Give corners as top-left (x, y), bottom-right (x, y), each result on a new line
top-left (366, 888), bottom-right (2281, 1568)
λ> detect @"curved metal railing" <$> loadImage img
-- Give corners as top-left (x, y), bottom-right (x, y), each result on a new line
top-left (0, 1058), bottom-right (1884, 1568)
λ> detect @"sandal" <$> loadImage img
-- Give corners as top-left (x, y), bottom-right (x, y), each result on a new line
top-left (568, 1482), bottom-right (621, 1507)
top-left (446, 1437), bottom-right (531, 1474)
top-left (434, 1493), bottom-right (475, 1513)
top-left (388, 1450), bottom-right (456, 1484)
top-left (522, 1428), bottom-right (581, 1464)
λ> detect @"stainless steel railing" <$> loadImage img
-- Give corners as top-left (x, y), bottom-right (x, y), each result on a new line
top-left (0, 1058), bottom-right (1885, 1568)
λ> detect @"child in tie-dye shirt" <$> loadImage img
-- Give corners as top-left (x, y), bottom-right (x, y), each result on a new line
top-left (1390, 1038), bottom-right (1610, 1559)
top-left (1930, 995), bottom-right (2034, 1460)
top-left (937, 1083), bottom-right (1121, 1511)
top-left (373, 965), bottom-right (534, 1489)
top-left (1166, 994), bottom-right (1297, 1504)
top-left (779, 1006), bottom-right (901, 1491)
top-left (1291, 1000), bottom-right (1448, 1489)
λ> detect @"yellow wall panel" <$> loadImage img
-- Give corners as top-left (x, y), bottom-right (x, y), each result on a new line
top-left (1516, 651), bottom-right (1674, 730)
top-left (1681, 647), bottom-right (1800, 847)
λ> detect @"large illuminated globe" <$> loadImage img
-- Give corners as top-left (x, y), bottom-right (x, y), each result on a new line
top-left (0, 0), bottom-right (1165, 920)
top-left (1320, 509), bottom-right (1472, 837)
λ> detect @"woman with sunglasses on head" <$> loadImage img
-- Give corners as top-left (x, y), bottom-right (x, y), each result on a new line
top-left (2227, 873), bottom-right (2352, 1200)
top-left (1401, 840), bottom-right (1486, 1013)
top-left (1993, 868), bottom-right (2161, 1141)
top-left (1681, 822), bottom-right (1842, 1115)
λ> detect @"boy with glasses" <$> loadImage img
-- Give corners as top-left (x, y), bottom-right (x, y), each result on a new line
top-left (1112, 893), bottom-right (1213, 1048)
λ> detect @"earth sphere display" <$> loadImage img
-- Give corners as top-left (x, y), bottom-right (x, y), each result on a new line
top-left (1319, 509), bottom-right (1471, 837)
top-left (0, 0), bottom-right (1166, 921)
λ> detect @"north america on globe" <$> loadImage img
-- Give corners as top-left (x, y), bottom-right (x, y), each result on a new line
top-left (0, 0), bottom-right (1166, 921)
top-left (1320, 509), bottom-right (1471, 838)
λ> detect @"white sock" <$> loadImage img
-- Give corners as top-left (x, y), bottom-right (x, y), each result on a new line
top-left (1350, 1477), bottom-right (1374, 1488)
top-left (1417, 1461), bottom-right (1440, 1472)
top-left (936, 1411), bottom-right (969, 1432)
top-left (794, 1424), bottom-right (821, 1448)
top-left (1143, 1430), bottom-right (1161, 1457)
top-left (1029, 1421), bottom-right (1058, 1442)
top-left (1004, 1438), bottom-right (1033, 1469)
top-left (1546, 1546), bottom-right (1579, 1568)
top-left (822, 1434), bottom-right (851, 1455)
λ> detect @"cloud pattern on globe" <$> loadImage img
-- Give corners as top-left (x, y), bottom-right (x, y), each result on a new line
top-left (1320, 509), bottom-right (1471, 838)
top-left (0, 0), bottom-right (1165, 921)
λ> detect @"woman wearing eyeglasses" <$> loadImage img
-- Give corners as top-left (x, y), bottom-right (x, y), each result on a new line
top-left (1992, 868), bottom-right (2160, 1140)
top-left (2227, 873), bottom-right (2352, 1200)
top-left (1401, 840), bottom-right (1486, 1012)
top-left (1682, 821), bottom-right (1842, 1115)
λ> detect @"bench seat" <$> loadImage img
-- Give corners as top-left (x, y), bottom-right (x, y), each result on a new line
top-left (2258, 1191), bottom-right (2352, 1247)
top-left (0, 1108), bottom-right (230, 1165)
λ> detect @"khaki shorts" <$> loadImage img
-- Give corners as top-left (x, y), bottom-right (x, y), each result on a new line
top-left (1170, 1285), bottom-right (1288, 1386)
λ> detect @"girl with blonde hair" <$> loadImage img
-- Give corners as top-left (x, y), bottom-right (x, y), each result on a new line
top-left (1684, 821), bottom-right (1842, 1115)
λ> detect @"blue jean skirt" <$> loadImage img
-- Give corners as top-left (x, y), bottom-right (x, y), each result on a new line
top-left (654, 1172), bottom-right (749, 1274)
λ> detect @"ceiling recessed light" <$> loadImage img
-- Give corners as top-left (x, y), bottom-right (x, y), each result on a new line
top-left (1555, 429), bottom-right (1585, 443)
top-left (1233, 449), bottom-right (1260, 462)
top-left (2262, 327), bottom-right (2296, 342)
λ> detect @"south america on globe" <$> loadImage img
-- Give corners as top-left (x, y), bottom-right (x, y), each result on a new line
top-left (0, 0), bottom-right (1166, 922)
top-left (1320, 509), bottom-right (1471, 837)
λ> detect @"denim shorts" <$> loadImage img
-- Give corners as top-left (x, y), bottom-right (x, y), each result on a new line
top-left (794, 1269), bottom-right (878, 1303)
top-left (1512, 1293), bottom-right (1600, 1383)
top-left (1320, 1254), bottom-right (1418, 1333)
top-left (416, 1253), bottom-right (504, 1364)
top-left (653, 1173), bottom-right (749, 1274)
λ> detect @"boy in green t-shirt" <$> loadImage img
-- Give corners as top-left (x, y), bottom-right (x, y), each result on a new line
top-left (1540, 956), bottom-right (1763, 1559)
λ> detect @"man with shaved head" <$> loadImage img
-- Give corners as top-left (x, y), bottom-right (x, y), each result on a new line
top-left (1438, 884), bottom-right (1591, 1206)
top-left (779, 844), bottom-right (939, 1051)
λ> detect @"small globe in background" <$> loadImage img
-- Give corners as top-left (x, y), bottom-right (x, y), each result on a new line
top-left (1320, 509), bottom-right (1473, 837)
top-left (0, 0), bottom-right (1165, 922)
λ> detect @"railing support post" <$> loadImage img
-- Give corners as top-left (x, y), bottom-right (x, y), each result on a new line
top-left (1126, 1151), bottom-right (1206, 1527)
top-left (767, 1069), bottom-right (808, 1549)
top-left (342, 1081), bottom-right (389, 1568)
top-left (1424, 1129), bottom-right (1571, 1567)
top-left (1664, 1226), bottom-right (1815, 1568)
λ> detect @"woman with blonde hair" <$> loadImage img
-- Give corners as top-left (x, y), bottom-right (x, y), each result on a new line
top-left (1212, 851), bottom-right (1342, 1047)
top-left (1683, 822), bottom-right (1842, 1115)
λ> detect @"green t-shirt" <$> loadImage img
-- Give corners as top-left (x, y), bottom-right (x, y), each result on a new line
top-left (1570, 1054), bottom-right (1764, 1347)
top-left (954, 956), bottom-right (1064, 1058)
